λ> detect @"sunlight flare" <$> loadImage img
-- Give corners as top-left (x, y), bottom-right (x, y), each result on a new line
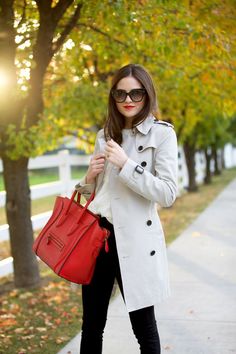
top-left (0, 70), bottom-right (10, 88)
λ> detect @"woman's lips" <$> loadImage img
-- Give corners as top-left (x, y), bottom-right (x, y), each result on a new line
top-left (123, 105), bottom-right (135, 110)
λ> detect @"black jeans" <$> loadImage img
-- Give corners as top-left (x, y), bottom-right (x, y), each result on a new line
top-left (80, 217), bottom-right (161, 354)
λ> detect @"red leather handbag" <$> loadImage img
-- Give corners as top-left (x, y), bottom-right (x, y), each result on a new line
top-left (33, 190), bottom-right (110, 285)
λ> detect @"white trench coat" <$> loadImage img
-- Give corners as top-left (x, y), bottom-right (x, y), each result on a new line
top-left (75, 114), bottom-right (178, 312)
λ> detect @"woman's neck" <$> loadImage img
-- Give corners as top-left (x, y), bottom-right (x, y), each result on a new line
top-left (124, 122), bottom-right (133, 129)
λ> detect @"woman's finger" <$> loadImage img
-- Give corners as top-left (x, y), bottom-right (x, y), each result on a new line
top-left (93, 153), bottom-right (105, 160)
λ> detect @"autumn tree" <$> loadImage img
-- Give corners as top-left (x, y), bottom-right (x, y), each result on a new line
top-left (0, 0), bottom-right (83, 288)
top-left (46, 1), bottom-right (236, 191)
top-left (147, 1), bottom-right (236, 190)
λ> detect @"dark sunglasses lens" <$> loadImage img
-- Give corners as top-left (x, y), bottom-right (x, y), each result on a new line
top-left (130, 89), bottom-right (145, 102)
top-left (112, 90), bottom-right (126, 102)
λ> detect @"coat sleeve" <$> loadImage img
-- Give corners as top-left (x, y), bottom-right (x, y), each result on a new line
top-left (74, 131), bottom-right (101, 200)
top-left (118, 128), bottom-right (178, 207)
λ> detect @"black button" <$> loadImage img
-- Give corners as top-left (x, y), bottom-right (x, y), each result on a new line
top-left (147, 220), bottom-right (152, 226)
top-left (141, 161), bottom-right (147, 167)
top-left (138, 145), bottom-right (143, 151)
top-left (150, 250), bottom-right (156, 256)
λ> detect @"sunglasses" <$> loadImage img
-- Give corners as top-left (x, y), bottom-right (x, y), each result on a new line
top-left (111, 88), bottom-right (146, 103)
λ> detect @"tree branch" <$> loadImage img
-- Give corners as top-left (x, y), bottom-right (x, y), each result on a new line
top-left (27, 1), bottom-right (82, 127)
top-left (17, 0), bottom-right (27, 28)
top-left (93, 57), bottom-right (115, 81)
top-left (76, 22), bottom-right (129, 47)
top-left (35, 0), bottom-right (52, 13)
top-left (52, 3), bottom-right (83, 55)
top-left (15, 34), bottom-right (34, 48)
top-left (52, 0), bottom-right (74, 24)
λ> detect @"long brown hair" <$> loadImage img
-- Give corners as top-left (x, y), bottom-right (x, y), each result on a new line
top-left (104, 64), bottom-right (159, 144)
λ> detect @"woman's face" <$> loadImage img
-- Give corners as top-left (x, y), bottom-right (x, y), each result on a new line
top-left (115, 76), bottom-right (146, 126)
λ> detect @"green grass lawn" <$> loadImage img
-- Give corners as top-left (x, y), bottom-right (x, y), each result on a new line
top-left (0, 167), bottom-right (235, 353)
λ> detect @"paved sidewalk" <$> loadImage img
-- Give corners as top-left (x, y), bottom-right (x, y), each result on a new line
top-left (57, 178), bottom-right (236, 354)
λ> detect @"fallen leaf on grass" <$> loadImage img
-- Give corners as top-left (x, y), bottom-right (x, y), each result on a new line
top-left (22, 334), bottom-right (35, 340)
top-left (9, 289), bottom-right (19, 298)
top-left (14, 327), bottom-right (25, 334)
top-left (70, 306), bottom-right (79, 313)
top-left (36, 327), bottom-right (47, 332)
top-left (48, 294), bottom-right (65, 304)
top-left (27, 297), bottom-right (38, 306)
top-left (44, 318), bottom-right (54, 327)
top-left (19, 292), bottom-right (33, 300)
top-left (55, 335), bottom-right (70, 344)
top-left (61, 311), bottom-right (72, 318)
top-left (35, 310), bottom-right (45, 317)
top-left (9, 303), bottom-right (21, 313)
top-left (1, 335), bottom-right (12, 345)
top-left (0, 308), bottom-right (7, 315)
top-left (0, 318), bottom-right (17, 326)
top-left (0, 313), bottom-right (16, 319)
top-left (39, 340), bottom-right (46, 348)
top-left (40, 335), bottom-right (49, 340)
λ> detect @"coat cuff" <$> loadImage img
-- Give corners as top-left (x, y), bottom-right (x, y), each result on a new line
top-left (118, 158), bottom-right (141, 184)
top-left (74, 176), bottom-right (95, 195)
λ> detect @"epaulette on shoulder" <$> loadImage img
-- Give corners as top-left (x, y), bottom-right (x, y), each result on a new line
top-left (154, 119), bottom-right (174, 128)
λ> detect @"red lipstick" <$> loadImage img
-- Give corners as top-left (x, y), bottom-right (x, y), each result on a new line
top-left (123, 105), bottom-right (135, 110)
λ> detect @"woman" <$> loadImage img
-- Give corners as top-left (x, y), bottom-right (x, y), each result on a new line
top-left (75, 63), bottom-right (178, 354)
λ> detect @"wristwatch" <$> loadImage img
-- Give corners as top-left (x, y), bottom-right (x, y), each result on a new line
top-left (135, 165), bottom-right (144, 174)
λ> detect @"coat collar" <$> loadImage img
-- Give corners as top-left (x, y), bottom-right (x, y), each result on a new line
top-left (135, 114), bottom-right (155, 135)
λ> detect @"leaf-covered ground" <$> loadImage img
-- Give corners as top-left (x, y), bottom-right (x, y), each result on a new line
top-left (0, 268), bottom-right (83, 354)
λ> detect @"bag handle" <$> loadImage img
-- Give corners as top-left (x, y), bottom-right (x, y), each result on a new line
top-left (65, 190), bottom-right (95, 216)
top-left (75, 192), bottom-right (95, 224)
top-left (56, 191), bottom-right (95, 228)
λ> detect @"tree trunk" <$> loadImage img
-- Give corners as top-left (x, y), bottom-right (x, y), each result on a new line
top-left (204, 148), bottom-right (212, 184)
top-left (212, 144), bottom-right (221, 175)
top-left (221, 146), bottom-right (225, 170)
top-left (2, 156), bottom-right (41, 288)
top-left (183, 140), bottom-right (198, 192)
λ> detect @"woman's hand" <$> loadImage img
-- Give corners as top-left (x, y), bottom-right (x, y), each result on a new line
top-left (86, 153), bottom-right (106, 184)
top-left (104, 139), bottom-right (128, 169)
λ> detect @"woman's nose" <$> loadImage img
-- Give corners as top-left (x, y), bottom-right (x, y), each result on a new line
top-left (125, 94), bottom-right (132, 103)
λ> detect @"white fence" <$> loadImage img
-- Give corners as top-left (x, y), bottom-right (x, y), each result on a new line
top-left (0, 150), bottom-right (91, 207)
top-left (0, 144), bottom-right (236, 277)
